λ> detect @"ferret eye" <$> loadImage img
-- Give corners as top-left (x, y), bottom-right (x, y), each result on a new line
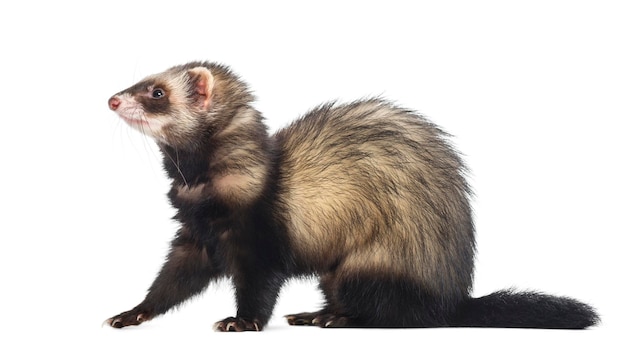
top-left (152, 88), bottom-right (165, 99)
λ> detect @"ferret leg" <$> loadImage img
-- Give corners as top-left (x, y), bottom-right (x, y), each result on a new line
top-left (214, 269), bottom-right (285, 331)
top-left (106, 236), bottom-right (217, 328)
top-left (287, 274), bottom-right (453, 328)
top-left (329, 276), bottom-right (453, 328)
top-left (285, 273), bottom-right (353, 327)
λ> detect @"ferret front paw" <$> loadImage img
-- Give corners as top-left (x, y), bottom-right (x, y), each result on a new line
top-left (213, 317), bottom-right (262, 332)
top-left (105, 308), bottom-right (153, 329)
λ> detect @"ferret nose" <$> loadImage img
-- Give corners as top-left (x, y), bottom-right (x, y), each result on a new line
top-left (108, 96), bottom-right (121, 111)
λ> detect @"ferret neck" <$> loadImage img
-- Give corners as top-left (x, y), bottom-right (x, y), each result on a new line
top-left (159, 144), bottom-right (212, 186)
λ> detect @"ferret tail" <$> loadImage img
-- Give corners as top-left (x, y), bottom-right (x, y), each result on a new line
top-left (451, 289), bottom-right (600, 329)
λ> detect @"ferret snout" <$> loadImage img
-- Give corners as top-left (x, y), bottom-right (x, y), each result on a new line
top-left (108, 96), bottom-right (121, 111)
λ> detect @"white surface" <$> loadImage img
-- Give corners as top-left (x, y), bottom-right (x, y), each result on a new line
top-left (0, 0), bottom-right (623, 347)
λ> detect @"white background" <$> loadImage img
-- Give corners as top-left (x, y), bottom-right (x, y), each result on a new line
top-left (1, 0), bottom-right (623, 347)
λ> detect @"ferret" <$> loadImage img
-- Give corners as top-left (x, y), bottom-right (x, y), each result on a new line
top-left (105, 61), bottom-right (599, 331)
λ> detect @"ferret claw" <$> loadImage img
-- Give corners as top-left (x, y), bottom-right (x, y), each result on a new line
top-left (214, 317), bottom-right (262, 332)
top-left (105, 308), bottom-right (153, 328)
top-left (285, 311), bottom-right (351, 328)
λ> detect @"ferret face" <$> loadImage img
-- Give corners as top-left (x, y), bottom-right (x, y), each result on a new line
top-left (108, 66), bottom-right (215, 149)
top-left (108, 80), bottom-right (170, 141)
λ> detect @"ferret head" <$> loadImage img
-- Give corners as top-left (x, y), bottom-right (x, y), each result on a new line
top-left (108, 62), bottom-right (252, 150)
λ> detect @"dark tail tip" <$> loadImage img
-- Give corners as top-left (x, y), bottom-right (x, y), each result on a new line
top-left (453, 289), bottom-right (600, 329)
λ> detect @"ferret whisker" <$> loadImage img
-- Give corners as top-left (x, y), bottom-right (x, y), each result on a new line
top-left (139, 126), bottom-right (159, 171)
top-left (161, 146), bottom-right (188, 187)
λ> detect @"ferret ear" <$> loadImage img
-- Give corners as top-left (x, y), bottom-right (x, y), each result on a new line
top-left (187, 67), bottom-right (215, 111)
